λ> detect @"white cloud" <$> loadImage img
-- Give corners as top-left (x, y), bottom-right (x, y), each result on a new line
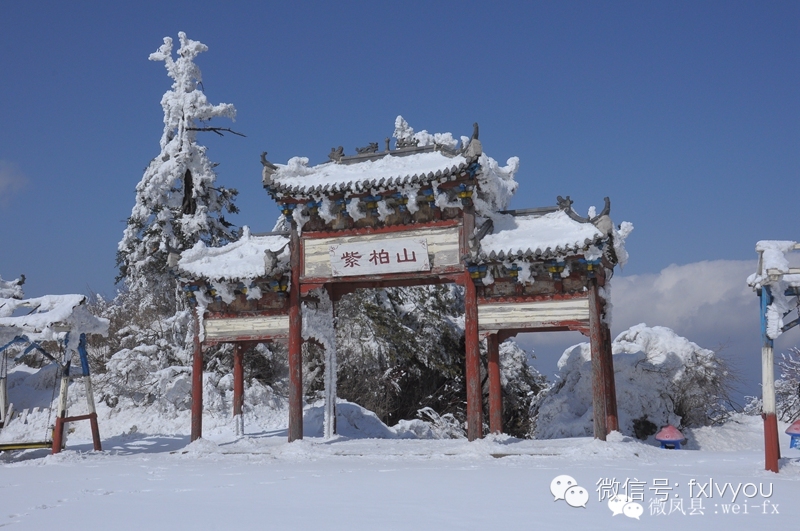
top-left (0, 160), bottom-right (28, 206)
top-left (611, 260), bottom-right (757, 347)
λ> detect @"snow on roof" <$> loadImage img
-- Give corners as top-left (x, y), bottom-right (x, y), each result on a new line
top-left (747, 240), bottom-right (800, 340)
top-left (0, 294), bottom-right (109, 347)
top-left (747, 240), bottom-right (800, 289)
top-left (268, 151), bottom-right (469, 196)
top-left (478, 210), bottom-right (605, 261)
top-left (263, 119), bottom-right (519, 216)
top-left (178, 227), bottom-right (290, 282)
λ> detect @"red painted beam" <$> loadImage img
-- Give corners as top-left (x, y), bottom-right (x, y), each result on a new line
top-left (288, 229), bottom-right (304, 442)
top-left (477, 291), bottom-right (590, 305)
top-left (301, 218), bottom-right (461, 239)
top-left (203, 334), bottom-right (289, 347)
top-left (205, 309), bottom-right (290, 319)
top-left (191, 309), bottom-right (203, 442)
top-left (302, 268), bottom-right (465, 287)
top-left (487, 334), bottom-right (502, 434)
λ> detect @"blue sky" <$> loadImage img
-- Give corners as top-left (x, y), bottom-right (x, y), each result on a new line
top-left (1, 2), bottom-right (798, 398)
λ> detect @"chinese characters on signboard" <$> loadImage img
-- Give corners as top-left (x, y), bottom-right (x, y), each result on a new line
top-left (329, 237), bottom-right (431, 277)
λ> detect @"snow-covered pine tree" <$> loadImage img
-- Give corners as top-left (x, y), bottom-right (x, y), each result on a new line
top-left (116, 32), bottom-right (239, 310)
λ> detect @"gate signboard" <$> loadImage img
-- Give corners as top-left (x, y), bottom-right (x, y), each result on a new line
top-left (329, 237), bottom-right (430, 277)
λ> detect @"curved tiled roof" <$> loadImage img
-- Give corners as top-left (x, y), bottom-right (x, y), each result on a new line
top-left (478, 210), bottom-right (605, 261)
top-left (266, 151), bottom-right (470, 197)
top-left (178, 229), bottom-right (290, 282)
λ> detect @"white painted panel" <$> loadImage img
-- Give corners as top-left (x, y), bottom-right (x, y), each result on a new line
top-left (329, 237), bottom-right (430, 277)
top-left (478, 298), bottom-right (589, 330)
top-left (303, 226), bottom-right (460, 278)
top-left (204, 315), bottom-right (290, 339)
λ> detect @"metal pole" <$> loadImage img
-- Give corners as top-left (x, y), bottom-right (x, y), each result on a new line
top-left (288, 228), bottom-right (304, 442)
top-left (761, 286), bottom-right (780, 473)
top-left (487, 333), bottom-right (502, 434)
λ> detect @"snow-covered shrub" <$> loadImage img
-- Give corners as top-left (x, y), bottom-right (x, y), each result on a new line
top-left (492, 340), bottom-right (548, 438)
top-left (416, 407), bottom-right (464, 439)
top-left (535, 324), bottom-right (734, 439)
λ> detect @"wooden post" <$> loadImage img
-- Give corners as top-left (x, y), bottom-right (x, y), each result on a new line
top-left (588, 280), bottom-right (608, 441)
top-left (51, 360), bottom-right (70, 454)
top-left (601, 318), bottom-right (619, 434)
top-left (487, 333), bottom-right (503, 434)
top-left (288, 228), bottom-right (304, 442)
top-left (462, 208), bottom-right (483, 441)
top-left (77, 334), bottom-right (102, 451)
top-left (324, 285), bottom-right (337, 439)
top-left (191, 308), bottom-right (203, 442)
top-left (761, 287), bottom-right (780, 473)
top-left (233, 342), bottom-right (245, 436)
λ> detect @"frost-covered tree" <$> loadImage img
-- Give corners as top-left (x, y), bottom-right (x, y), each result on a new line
top-left (745, 347), bottom-right (800, 421)
top-left (116, 32), bottom-right (239, 308)
top-left (535, 324), bottom-right (735, 439)
top-left (318, 285), bottom-right (545, 437)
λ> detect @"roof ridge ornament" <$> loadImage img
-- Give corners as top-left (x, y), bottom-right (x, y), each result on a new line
top-left (261, 152), bottom-right (278, 186)
top-left (396, 137), bottom-right (419, 149)
top-left (462, 122), bottom-right (482, 159)
top-left (328, 146), bottom-right (344, 162)
top-left (355, 142), bottom-right (379, 154)
top-left (557, 196), bottom-right (611, 225)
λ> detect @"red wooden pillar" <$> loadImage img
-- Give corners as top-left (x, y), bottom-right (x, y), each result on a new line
top-left (462, 208), bottom-right (483, 441)
top-left (601, 322), bottom-right (619, 433)
top-left (89, 412), bottom-right (102, 451)
top-left (588, 280), bottom-right (608, 441)
top-left (233, 343), bottom-right (244, 417)
top-left (191, 308), bottom-right (203, 441)
top-left (487, 333), bottom-right (503, 434)
top-left (233, 342), bottom-right (245, 435)
top-left (288, 228), bottom-right (303, 442)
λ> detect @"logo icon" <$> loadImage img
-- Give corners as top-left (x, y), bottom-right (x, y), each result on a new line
top-left (607, 493), bottom-right (643, 519)
top-left (551, 475), bottom-right (589, 508)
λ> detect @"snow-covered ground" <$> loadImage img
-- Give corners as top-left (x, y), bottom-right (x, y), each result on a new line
top-left (2, 403), bottom-right (799, 530)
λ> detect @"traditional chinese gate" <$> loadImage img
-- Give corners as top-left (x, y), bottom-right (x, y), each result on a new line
top-left (184, 121), bottom-right (626, 442)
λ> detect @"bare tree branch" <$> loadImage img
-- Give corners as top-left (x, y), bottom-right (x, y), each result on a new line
top-left (186, 127), bottom-right (246, 137)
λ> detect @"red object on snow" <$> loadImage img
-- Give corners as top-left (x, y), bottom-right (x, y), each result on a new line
top-left (655, 425), bottom-right (684, 441)
top-left (786, 419), bottom-right (800, 435)
top-left (655, 425), bottom-right (684, 447)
